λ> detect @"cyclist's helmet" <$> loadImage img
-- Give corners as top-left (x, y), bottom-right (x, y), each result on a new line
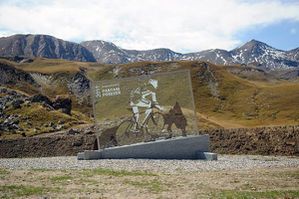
top-left (148, 79), bottom-right (158, 89)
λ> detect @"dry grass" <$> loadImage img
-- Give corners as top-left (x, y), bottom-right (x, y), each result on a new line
top-left (3, 58), bottom-right (299, 130)
top-left (0, 167), bottom-right (298, 198)
top-left (2, 103), bottom-right (91, 138)
top-left (88, 60), bottom-right (299, 128)
top-left (16, 58), bottom-right (89, 73)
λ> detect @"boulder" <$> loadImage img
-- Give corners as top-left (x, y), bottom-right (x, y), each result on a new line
top-left (67, 128), bottom-right (80, 135)
top-left (11, 99), bottom-right (24, 109)
top-left (30, 94), bottom-right (52, 106)
top-left (52, 96), bottom-right (72, 115)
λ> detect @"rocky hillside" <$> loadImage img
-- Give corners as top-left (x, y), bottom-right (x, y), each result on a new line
top-left (0, 34), bottom-right (96, 62)
top-left (230, 40), bottom-right (299, 70)
top-left (84, 39), bottom-right (299, 70)
top-left (0, 59), bottom-right (92, 139)
top-left (0, 58), bottom-right (299, 140)
top-left (81, 40), bottom-right (182, 64)
top-left (1, 34), bottom-right (298, 70)
top-left (288, 47), bottom-right (299, 60)
top-left (80, 40), bottom-right (129, 64)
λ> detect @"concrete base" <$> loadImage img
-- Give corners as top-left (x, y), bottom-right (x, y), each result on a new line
top-left (77, 134), bottom-right (217, 160)
top-left (196, 152), bottom-right (218, 160)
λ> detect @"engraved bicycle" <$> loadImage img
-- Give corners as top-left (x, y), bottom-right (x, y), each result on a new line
top-left (115, 103), bottom-right (165, 145)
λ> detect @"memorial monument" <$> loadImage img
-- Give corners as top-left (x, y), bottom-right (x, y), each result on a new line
top-left (78, 70), bottom-right (217, 160)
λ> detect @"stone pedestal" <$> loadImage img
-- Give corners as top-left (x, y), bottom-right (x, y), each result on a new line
top-left (78, 134), bottom-right (217, 160)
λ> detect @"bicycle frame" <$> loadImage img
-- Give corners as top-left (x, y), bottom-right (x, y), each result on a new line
top-left (130, 105), bottom-right (162, 127)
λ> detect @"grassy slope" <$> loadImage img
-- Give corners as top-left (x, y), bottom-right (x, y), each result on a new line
top-left (88, 61), bottom-right (299, 128)
top-left (4, 58), bottom-right (299, 129)
top-left (13, 58), bottom-right (95, 114)
top-left (192, 64), bottom-right (299, 127)
top-left (0, 59), bottom-right (41, 95)
top-left (2, 104), bottom-right (91, 138)
top-left (16, 58), bottom-right (99, 74)
top-left (0, 59), bottom-right (92, 138)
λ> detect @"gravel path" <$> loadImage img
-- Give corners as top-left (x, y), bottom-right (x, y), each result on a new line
top-left (0, 155), bottom-right (298, 173)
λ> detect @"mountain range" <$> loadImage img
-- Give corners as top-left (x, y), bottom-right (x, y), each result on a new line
top-left (0, 34), bottom-right (298, 70)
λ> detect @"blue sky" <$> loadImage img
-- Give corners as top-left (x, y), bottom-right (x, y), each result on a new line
top-left (0, 0), bottom-right (298, 52)
top-left (237, 20), bottom-right (299, 50)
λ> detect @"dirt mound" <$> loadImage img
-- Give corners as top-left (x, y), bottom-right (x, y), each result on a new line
top-left (0, 134), bottom-right (97, 158)
top-left (201, 125), bottom-right (299, 156)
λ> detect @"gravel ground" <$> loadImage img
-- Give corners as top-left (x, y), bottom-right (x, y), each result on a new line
top-left (0, 155), bottom-right (298, 173)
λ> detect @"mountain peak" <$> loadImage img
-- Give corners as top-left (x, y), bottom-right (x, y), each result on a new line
top-left (241, 39), bottom-right (270, 49)
top-left (81, 40), bottom-right (119, 49)
top-left (249, 39), bottom-right (262, 43)
top-left (228, 39), bottom-right (297, 70)
top-left (0, 34), bottom-right (298, 70)
top-left (0, 34), bottom-right (96, 62)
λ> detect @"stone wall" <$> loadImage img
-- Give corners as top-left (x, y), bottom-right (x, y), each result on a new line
top-left (0, 125), bottom-right (298, 158)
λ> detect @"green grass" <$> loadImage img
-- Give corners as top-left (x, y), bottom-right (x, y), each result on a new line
top-left (81, 168), bottom-right (157, 177)
top-left (30, 168), bottom-right (52, 172)
top-left (50, 175), bottom-right (73, 183)
top-left (213, 190), bottom-right (299, 199)
top-left (124, 179), bottom-right (165, 193)
top-left (0, 184), bottom-right (49, 197)
top-left (0, 168), bottom-right (10, 180)
top-left (0, 168), bottom-right (10, 175)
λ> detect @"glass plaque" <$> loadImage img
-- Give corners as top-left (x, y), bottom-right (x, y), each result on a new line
top-left (92, 70), bottom-right (198, 147)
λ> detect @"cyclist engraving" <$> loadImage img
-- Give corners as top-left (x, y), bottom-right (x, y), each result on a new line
top-left (129, 79), bottom-right (163, 131)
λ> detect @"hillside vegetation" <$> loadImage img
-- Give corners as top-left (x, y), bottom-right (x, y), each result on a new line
top-left (0, 58), bottom-right (298, 139)
top-left (88, 61), bottom-right (299, 128)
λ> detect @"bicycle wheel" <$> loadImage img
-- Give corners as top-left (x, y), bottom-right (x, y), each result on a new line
top-left (146, 112), bottom-right (164, 138)
top-left (115, 120), bottom-right (144, 145)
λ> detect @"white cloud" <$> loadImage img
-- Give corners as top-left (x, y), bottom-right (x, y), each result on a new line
top-left (0, 0), bottom-right (299, 52)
